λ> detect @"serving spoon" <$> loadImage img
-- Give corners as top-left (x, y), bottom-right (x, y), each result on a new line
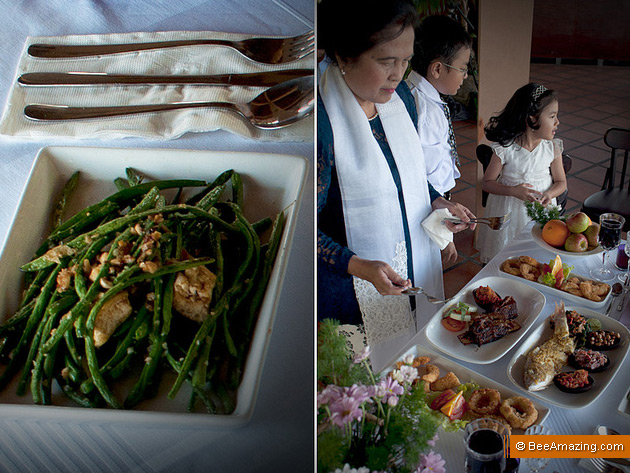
top-left (24, 75), bottom-right (314, 129)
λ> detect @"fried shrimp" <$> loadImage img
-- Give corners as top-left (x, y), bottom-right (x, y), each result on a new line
top-left (430, 371), bottom-right (460, 391)
top-left (412, 356), bottom-right (431, 367)
top-left (469, 388), bottom-right (501, 415)
top-left (520, 263), bottom-right (541, 281)
top-left (419, 364), bottom-right (440, 383)
top-left (501, 259), bottom-right (522, 276)
top-left (500, 396), bottom-right (538, 429)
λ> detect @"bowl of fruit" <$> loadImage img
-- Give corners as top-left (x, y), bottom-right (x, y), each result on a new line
top-left (530, 210), bottom-right (603, 257)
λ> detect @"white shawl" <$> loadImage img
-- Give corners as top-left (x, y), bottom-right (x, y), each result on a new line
top-left (319, 65), bottom-right (443, 366)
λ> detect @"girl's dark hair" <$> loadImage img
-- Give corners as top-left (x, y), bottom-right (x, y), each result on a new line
top-left (410, 15), bottom-right (472, 77)
top-left (484, 83), bottom-right (558, 146)
top-left (318, 0), bottom-right (418, 64)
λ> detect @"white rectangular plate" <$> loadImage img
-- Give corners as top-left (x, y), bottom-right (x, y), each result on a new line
top-left (618, 388), bottom-right (630, 419)
top-left (0, 146), bottom-right (308, 426)
top-left (507, 306), bottom-right (630, 409)
top-left (499, 255), bottom-right (611, 309)
top-left (423, 276), bottom-right (546, 364)
top-left (385, 344), bottom-right (550, 433)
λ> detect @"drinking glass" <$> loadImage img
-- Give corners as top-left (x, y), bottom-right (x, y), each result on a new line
top-left (618, 236), bottom-right (630, 283)
top-left (463, 418), bottom-right (508, 473)
top-left (590, 213), bottom-right (625, 281)
top-left (523, 424), bottom-right (553, 472)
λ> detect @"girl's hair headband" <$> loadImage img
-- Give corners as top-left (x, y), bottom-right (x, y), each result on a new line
top-left (532, 84), bottom-right (548, 102)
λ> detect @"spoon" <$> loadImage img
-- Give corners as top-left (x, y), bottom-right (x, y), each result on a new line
top-left (24, 75), bottom-right (314, 129)
top-left (607, 282), bottom-right (623, 317)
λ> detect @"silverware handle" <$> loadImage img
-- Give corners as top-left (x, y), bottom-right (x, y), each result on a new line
top-left (28, 39), bottom-right (232, 58)
top-left (24, 102), bottom-right (236, 120)
top-left (617, 293), bottom-right (627, 311)
top-left (17, 70), bottom-right (312, 87)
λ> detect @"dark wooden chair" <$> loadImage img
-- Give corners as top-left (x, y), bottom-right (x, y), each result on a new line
top-left (475, 143), bottom-right (571, 213)
top-left (581, 127), bottom-right (630, 231)
top-left (475, 144), bottom-right (493, 207)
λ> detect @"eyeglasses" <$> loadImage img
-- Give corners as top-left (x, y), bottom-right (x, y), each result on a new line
top-left (441, 62), bottom-right (468, 76)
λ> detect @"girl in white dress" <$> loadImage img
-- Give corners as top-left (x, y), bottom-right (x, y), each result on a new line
top-left (477, 83), bottom-right (567, 263)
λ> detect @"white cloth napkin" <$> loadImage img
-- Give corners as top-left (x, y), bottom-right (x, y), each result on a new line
top-left (421, 208), bottom-right (454, 250)
top-left (0, 30), bottom-right (313, 141)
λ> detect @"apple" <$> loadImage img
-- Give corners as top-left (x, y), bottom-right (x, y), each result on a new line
top-left (565, 212), bottom-right (590, 234)
top-left (584, 223), bottom-right (600, 248)
top-left (564, 233), bottom-right (589, 252)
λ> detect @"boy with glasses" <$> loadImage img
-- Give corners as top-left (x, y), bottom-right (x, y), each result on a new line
top-left (407, 15), bottom-right (472, 202)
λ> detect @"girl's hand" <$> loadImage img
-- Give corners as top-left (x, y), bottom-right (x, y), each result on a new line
top-left (441, 241), bottom-right (458, 266)
top-left (347, 256), bottom-right (411, 295)
top-left (537, 192), bottom-right (553, 206)
top-left (432, 197), bottom-right (477, 232)
top-left (512, 183), bottom-right (542, 202)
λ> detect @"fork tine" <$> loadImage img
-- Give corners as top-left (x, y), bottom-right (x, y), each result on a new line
top-left (290, 37), bottom-right (315, 52)
top-left (288, 45), bottom-right (315, 61)
top-left (291, 30), bottom-right (314, 43)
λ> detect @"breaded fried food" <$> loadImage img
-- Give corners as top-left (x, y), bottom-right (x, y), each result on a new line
top-left (412, 356), bottom-right (431, 367)
top-left (430, 371), bottom-right (460, 391)
top-left (418, 364), bottom-right (440, 383)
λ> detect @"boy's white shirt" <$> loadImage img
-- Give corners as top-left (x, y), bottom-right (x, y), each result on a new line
top-left (406, 70), bottom-right (461, 194)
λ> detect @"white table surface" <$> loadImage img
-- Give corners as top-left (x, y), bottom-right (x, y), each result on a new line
top-left (0, 2), bottom-right (314, 472)
top-left (408, 222), bottom-right (630, 473)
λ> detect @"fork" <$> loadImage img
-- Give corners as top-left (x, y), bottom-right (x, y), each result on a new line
top-left (444, 212), bottom-right (511, 231)
top-left (591, 457), bottom-right (624, 473)
top-left (401, 286), bottom-right (452, 304)
top-left (27, 30), bottom-right (315, 64)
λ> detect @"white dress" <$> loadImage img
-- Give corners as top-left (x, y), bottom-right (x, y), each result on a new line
top-left (477, 139), bottom-right (563, 263)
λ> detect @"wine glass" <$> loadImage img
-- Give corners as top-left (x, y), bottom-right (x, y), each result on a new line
top-left (523, 424), bottom-right (553, 472)
top-left (590, 213), bottom-right (625, 281)
top-left (618, 234), bottom-right (630, 283)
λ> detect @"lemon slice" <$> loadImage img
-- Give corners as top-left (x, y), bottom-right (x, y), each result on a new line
top-left (440, 391), bottom-right (463, 417)
top-left (551, 254), bottom-right (563, 275)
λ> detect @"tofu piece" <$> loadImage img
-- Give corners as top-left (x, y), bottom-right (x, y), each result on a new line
top-left (173, 266), bottom-right (217, 323)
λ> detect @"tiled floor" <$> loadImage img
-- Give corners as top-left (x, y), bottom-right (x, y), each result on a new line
top-left (444, 63), bottom-right (630, 298)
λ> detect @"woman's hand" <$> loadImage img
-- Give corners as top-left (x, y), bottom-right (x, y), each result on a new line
top-left (347, 256), bottom-right (411, 295)
top-left (432, 197), bottom-right (477, 232)
top-left (512, 183), bottom-right (542, 202)
top-left (441, 241), bottom-right (458, 266)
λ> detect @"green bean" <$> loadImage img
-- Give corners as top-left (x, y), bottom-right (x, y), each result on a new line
top-left (186, 170), bottom-right (233, 205)
top-left (231, 171), bottom-right (244, 208)
top-left (114, 177), bottom-right (129, 191)
top-left (125, 168), bottom-right (144, 187)
top-left (26, 293), bottom-right (78, 400)
top-left (252, 217), bottom-right (272, 235)
top-left (52, 171), bottom-right (80, 230)
top-left (0, 299), bottom-right (36, 338)
top-left (0, 264), bottom-right (63, 390)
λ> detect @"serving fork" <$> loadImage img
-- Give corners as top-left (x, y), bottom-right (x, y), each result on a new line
top-left (444, 212), bottom-right (511, 231)
top-left (24, 75), bottom-right (314, 129)
top-left (591, 457), bottom-right (624, 473)
top-left (27, 30), bottom-right (315, 64)
top-left (401, 286), bottom-right (453, 304)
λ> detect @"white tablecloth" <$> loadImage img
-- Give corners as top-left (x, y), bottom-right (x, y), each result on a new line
top-left (0, 2), bottom-right (314, 472)
top-left (407, 222), bottom-right (630, 472)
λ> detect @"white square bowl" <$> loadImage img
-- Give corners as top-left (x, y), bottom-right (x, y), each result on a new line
top-left (0, 146), bottom-right (308, 426)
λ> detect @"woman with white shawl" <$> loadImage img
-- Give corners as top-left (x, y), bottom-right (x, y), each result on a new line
top-left (317, 0), bottom-right (476, 370)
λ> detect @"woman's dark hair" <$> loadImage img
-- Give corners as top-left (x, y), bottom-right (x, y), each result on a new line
top-left (318, 0), bottom-right (418, 63)
top-left (484, 83), bottom-right (558, 146)
top-left (410, 15), bottom-right (472, 76)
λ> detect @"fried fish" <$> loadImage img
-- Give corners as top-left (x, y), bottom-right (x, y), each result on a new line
top-left (523, 302), bottom-right (575, 391)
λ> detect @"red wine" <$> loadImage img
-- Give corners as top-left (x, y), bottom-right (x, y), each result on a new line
top-left (465, 429), bottom-right (505, 473)
top-left (599, 219), bottom-right (622, 251)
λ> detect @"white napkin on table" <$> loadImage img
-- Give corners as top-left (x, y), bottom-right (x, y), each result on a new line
top-left (421, 208), bottom-right (454, 250)
top-left (0, 30), bottom-right (313, 141)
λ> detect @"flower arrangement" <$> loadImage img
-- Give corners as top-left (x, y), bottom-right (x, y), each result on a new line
top-left (317, 319), bottom-right (448, 473)
top-left (525, 201), bottom-right (563, 227)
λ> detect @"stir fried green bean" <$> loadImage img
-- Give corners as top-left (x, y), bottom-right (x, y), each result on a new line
top-left (0, 168), bottom-right (285, 413)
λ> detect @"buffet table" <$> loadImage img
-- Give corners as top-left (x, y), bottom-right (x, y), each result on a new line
top-left (407, 221), bottom-right (630, 472)
top-left (0, 2), bottom-right (314, 472)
